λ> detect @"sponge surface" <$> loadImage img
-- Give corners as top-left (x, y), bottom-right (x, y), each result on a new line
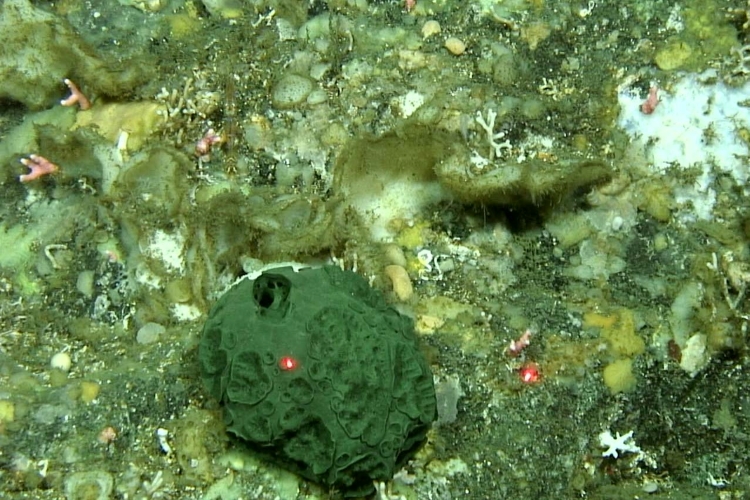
top-left (199, 265), bottom-right (436, 496)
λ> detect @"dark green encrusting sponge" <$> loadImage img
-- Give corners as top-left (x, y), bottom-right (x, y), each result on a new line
top-left (199, 265), bottom-right (436, 496)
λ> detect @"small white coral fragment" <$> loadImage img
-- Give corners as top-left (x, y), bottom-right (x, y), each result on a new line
top-left (679, 333), bottom-right (709, 377)
top-left (599, 430), bottom-right (641, 459)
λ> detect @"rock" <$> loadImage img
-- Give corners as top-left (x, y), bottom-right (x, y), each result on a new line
top-left (445, 37), bottom-right (466, 55)
top-left (64, 471), bottom-right (113, 500)
top-left (50, 352), bottom-right (72, 372)
top-left (136, 322), bottom-right (166, 344)
top-left (421, 20), bottom-right (441, 39)
top-left (272, 74), bottom-right (314, 109)
top-left (436, 147), bottom-right (611, 208)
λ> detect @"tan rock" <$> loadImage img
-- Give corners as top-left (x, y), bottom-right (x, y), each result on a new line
top-left (445, 37), bottom-right (466, 56)
top-left (422, 20), bottom-right (441, 39)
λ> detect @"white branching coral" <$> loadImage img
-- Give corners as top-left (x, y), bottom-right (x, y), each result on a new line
top-left (599, 430), bottom-right (641, 459)
top-left (475, 109), bottom-right (511, 161)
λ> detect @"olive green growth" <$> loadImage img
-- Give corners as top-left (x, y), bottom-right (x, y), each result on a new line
top-left (199, 266), bottom-right (437, 497)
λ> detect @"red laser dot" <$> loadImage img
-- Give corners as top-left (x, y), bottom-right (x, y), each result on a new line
top-left (279, 356), bottom-right (298, 371)
top-left (519, 363), bottom-right (541, 384)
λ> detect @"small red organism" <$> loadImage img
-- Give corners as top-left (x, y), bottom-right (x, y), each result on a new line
top-left (19, 154), bottom-right (59, 182)
top-left (640, 86), bottom-right (659, 115)
top-left (519, 362), bottom-right (541, 384)
top-left (195, 129), bottom-right (223, 159)
top-left (506, 329), bottom-right (533, 357)
top-left (61, 78), bottom-right (91, 110)
top-left (97, 426), bottom-right (117, 446)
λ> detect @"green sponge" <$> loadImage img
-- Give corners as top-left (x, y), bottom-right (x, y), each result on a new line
top-left (199, 265), bottom-right (436, 496)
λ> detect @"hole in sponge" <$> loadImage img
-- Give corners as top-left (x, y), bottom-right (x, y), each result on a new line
top-left (252, 274), bottom-right (292, 317)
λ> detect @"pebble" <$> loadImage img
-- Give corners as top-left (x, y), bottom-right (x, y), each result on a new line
top-left (50, 352), bottom-right (72, 372)
top-left (136, 322), bottom-right (166, 344)
top-left (64, 470), bottom-right (113, 500)
top-left (445, 37), bottom-right (466, 55)
top-left (421, 20), bottom-right (441, 39)
top-left (272, 74), bottom-right (313, 108)
top-left (76, 270), bottom-right (95, 298)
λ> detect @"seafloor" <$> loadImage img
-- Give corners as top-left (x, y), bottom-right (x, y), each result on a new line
top-left (2, 0), bottom-right (750, 498)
